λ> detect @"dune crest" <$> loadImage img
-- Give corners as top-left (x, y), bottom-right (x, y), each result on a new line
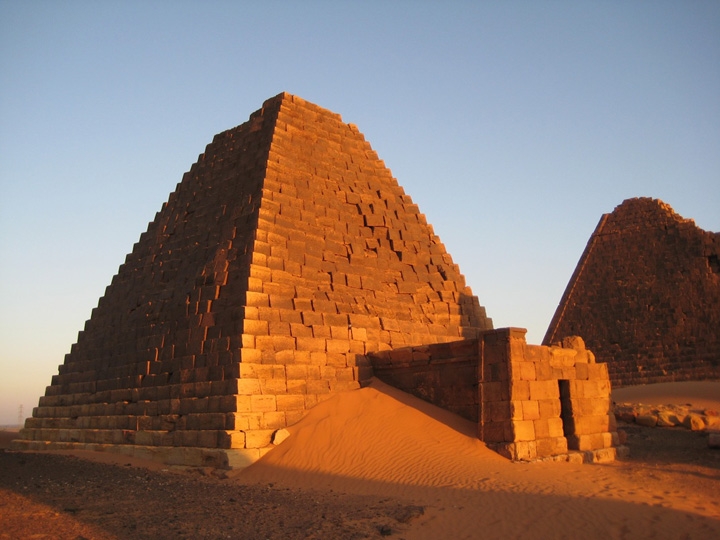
top-left (242, 378), bottom-right (506, 490)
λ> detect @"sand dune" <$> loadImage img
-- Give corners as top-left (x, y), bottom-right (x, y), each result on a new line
top-left (237, 379), bottom-right (720, 539)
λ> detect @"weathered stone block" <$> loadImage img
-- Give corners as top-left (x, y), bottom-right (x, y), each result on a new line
top-left (521, 400), bottom-right (540, 420)
top-left (251, 395), bottom-right (277, 412)
top-left (529, 380), bottom-right (558, 401)
top-left (512, 420), bottom-right (536, 442)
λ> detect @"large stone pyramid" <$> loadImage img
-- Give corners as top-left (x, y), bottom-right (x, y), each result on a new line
top-left (544, 197), bottom-right (720, 387)
top-left (17, 93), bottom-right (492, 467)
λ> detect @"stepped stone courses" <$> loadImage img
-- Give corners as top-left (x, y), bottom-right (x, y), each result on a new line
top-left (15, 93), bottom-right (492, 466)
top-left (544, 198), bottom-right (720, 387)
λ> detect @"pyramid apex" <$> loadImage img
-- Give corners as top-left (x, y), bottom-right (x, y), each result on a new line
top-left (262, 91), bottom-right (306, 108)
top-left (263, 91), bottom-right (293, 106)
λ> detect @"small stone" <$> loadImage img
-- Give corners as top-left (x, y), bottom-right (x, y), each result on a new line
top-left (562, 336), bottom-right (585, 350)
top-left (615, 445), bottom-right (631, 459)
top-left (616, 429), bottom-right (628, 444)
top-left (635, 414), bottom-right (658, 427)
top-left (394, 505), bottom-right (424, 523)
top-left (683, 413), bottom-right (707, 431)
top-left (272, 428), bottom-right (291, 445)
top-left (656, 410), bottom-right (681, 427)
top-left (379, 524), bottom-right (393, 536)
top-left (708, 431), bottom-right (720, 449)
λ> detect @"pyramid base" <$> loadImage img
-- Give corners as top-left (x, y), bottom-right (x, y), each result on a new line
top-left (488, 442), bottom-right (625, 464)
top-left (9, 439), bottom-right (272, 470)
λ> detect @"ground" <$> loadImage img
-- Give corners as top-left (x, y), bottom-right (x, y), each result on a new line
top-left (1, 425), bottom-right (718, 540)
top-left (0, 448), bottom-right (423, 540)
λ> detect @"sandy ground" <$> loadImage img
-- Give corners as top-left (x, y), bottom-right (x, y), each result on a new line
top-left (1, 379), bottom-right (719, 539)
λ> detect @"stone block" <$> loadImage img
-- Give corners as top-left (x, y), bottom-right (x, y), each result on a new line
top-left (296, 337), bottom-right (326, 351)
top-left (261, 411), bottom-right (287, 429)
top-left (708, 431), bottom-right (720, 449)
top-left (573, 415), bottom-right (611, 435)
top-left (573, 363), bottom-right (589, 381)
top-left (481, 381), bottom-right (505, 402)
top-left (533, 419), bottom-right (551, 439)
top-left (574, 432), bottom-right (606, 451)
top-left (538, 399), bottom-right (561, 419)
top-left (684, 413), bottom-right (707, 431)
top-left (245, 291), bottom-right (269, 307)
top-left (218, 430), bottom-right (245, 449)
top-left (286, 379), bottom-right (307, 394)
top-left (486, 401), bottom-right (511, 423)
top-left (236, 378), bottom-right (262, 395)
top-left (521, 400), bottom-right (540, 420)
top-left (276, 394), bottom-right (305, 411)
top-left (243, 429), bottom-right (274, 448)
top-left (197, 430), bottom-right (219, 448)
top-left (509, 380), bottom-right (530, 401)
top-left (244, 319), bottom-right (269, 335)
top-left (479, 420), bottom-right (508, 443)
top-left (512, 420), bottom-right (536, 442)
top-left (518, 361), bottom-right (537, 381)
top-left (529, 380), bottom-right (558, 401)
top-left (589, 447), bottom-right (616, 463)
top-left (536, 436), bottom-right (567, 457)
top-left (260, 378), bottom-right (287, 394)
top-left (251, 394), bottom-right (277, 412)
top-left (285, 364), bottom-right (308, 379)
top-left (547, 417), bottom-right (565, 438)
top-left (574, 397), bottom-right (611, 417)
top-left (326, 339), bottom-right (351, 354)
top-left (512, 440), bottom-right (537, 461)
top-left (326, 353), bottom-right (350, 367)
top-left (290, 323), bottom-right (313, 338)
top-left (586, 363), bottom-right (609, 380)
top-left (239, 348), bottom-right (263, 363)
top-left (307, 380), bottom-right (331, 394)
top-left (636, 414), bottom-right (658, 427)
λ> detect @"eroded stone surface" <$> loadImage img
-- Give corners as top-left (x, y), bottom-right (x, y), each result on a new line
top-left (545, 198), bottom-right (720, 386)
top-left (14, 93), bottom-right (491, 465)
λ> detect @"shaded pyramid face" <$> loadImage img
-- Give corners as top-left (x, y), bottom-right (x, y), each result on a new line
top-left (21, 93), bottom-right (492, 461)
top-left (544, 197), bottom-right (720, 386)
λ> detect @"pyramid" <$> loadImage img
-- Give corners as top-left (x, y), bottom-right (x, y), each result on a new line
top-left (544, 197), bottom-right (720, 387)
top-left (16, 93), bottom-right (492, 467)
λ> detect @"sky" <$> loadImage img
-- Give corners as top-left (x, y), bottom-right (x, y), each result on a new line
top-left (1, 1), bottom-right (718, 426)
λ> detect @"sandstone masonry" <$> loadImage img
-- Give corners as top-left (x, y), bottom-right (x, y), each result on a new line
top-left (14, 93), bottom-right (492, 467)
top-left (371, 329), bottom-right (619, 463)
top-left (544, 198), bottom-right (720, 387)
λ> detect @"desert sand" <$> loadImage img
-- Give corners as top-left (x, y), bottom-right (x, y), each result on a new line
top-left (2, 379), bottom-right (719, 539)
top-left (237, 378), bottom-right (720, 539)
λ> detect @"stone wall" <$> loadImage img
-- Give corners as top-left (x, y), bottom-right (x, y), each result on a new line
top-left (15, 93), bottom-right (492, 467)
top-left (371, 328), bottom-right (619, 462)
top-left (369, 339), bottom-right (479, 422)
top-left (544, 198), bottom-right (720, 387)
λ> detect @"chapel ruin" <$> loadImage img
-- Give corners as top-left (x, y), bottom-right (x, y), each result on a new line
top-left (544, 198), bottom-right (720, 387)
top-left (14, 93), bottom-right (619, 466)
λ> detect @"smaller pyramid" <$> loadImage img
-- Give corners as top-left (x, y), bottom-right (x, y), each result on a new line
top-left (15, 93), bottom-right (492, 467)
top-left (544, 197), bottom-right (720, 386)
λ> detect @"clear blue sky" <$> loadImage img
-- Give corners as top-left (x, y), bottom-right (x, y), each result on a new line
top-left (1, 1), bottom-right (718, 425)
